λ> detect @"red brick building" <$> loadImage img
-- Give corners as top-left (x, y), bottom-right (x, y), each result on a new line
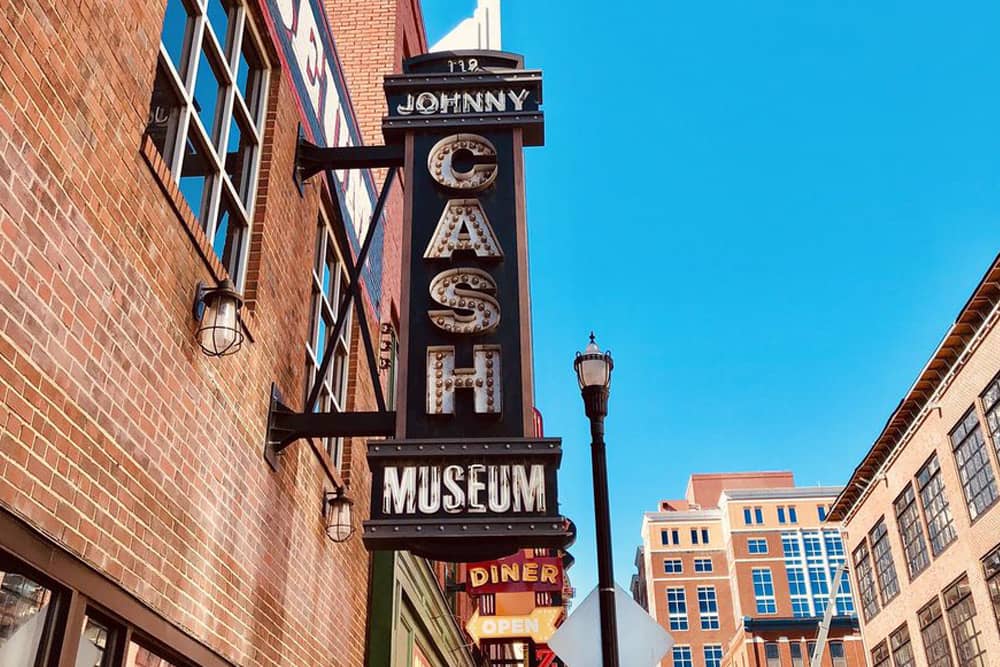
top-left (0, 0), bottom-right (482, 665)
top-left (830, 253), bottom-right (1000, 667)
top-left (635, 473), bottom-right (866, 667)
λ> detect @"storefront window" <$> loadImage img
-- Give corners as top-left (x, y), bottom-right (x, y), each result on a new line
top-left (0, 563), bottom-right (55, 667)
top-left (76, 616), bottom-right (113, 667)
top-left (126, 641), bottom-right (183, 667)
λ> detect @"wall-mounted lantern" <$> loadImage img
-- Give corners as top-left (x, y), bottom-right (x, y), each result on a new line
top-left (323, 487), bottom-right (355, 543)
top-left (193, 279), bottom-right (244, 357)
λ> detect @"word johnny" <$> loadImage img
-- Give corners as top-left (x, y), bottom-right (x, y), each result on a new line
top-left (382, 463), bottom-right (547, 516)
top-left (396, 89), bottom-right (532, 116)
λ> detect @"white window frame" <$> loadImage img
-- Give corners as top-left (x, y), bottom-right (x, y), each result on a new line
top-left (666, 587), bottom-right (688, 631)
top-left (752, 568), bottom-right (777, 614)
top-left (698, 586), bottom-right (720, 630)
top-left (152, 0), bottom-right (269, 289)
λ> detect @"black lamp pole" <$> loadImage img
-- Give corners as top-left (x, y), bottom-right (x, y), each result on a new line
top-left (575, 334), bottom-right (619, 667)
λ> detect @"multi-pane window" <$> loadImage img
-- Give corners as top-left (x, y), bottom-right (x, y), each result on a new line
top-left (694, 558), bottom-right (713, 573)
top-left (664, 559), bottom-right (682, 574)
top-left (950, 409), bottom-right (998, 521)
top-left (782, 533), bottom-right (801, 557)
top-left (917, 454), bottom-right (958, 556)
top-left (808, 565), bottom-right (830, 614)
top-left (982, 376), bottom-right (1000, 458)
top-left (869, 518), bottom-right (900, 604)
top-left (895, 483), bottom-right (930, 578)
top-left (752, 568), bottom-right (776, 614)
top-left (666, 588), bottom-right (688, 630)
top-left (790, 643), bottom-right (804, 667)
top-left (147, 0), bottom-right (268, 285)
top-left (919, 597), bottom-right (955, 667)
top-left (871, 641), bottom-right (891, 667)
top-left (748, 538), bottom-right (768, 554)
top-left (765, 643), bottom-right (780, 667)
top-left (697, 586), bottom-right (719, 630)
top-left (853, 541), bottom-right (881, 621)
top-left (788, 566), bottom-right (810, 617)
top-left (890, 624), bottom-right (916, 667)
top-left (983, 544), bottom-right (1000, 634)
top-left (704, 645), bottom-right (723, 667)
top-left (943, 575), bottom-right (986, 667)
top-left (803, 532), bottom-right (822, 558)
top-left (306, 216), bottom-right (352, 468)
top-left (672, 646), bottom-right (693, 667)
top-left (823, 529), bottom-right (845, 557)
top-left (783, 530), bottom-right (852, 618)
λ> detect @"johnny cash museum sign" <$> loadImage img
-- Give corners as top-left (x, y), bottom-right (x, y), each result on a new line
top-left (363, 52), bottom-right (572, 561)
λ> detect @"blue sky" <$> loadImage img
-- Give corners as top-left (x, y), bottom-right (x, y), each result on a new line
top-left (421, 0), bottom-right (1000, 598)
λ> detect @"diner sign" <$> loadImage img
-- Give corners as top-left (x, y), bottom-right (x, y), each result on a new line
top-left (467, 551), bottom-right (564, 595)
top-left (363, 51), bottom-right (572, 560)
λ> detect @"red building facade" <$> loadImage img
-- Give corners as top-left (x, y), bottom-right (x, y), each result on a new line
top-left (0, 0), bottom-right (486, 665)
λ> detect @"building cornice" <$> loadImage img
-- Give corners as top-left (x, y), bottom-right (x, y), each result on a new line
top-left (830, 252), bottom-right (1000, 523)
top-left (720, 487), bottom-right (842, 501)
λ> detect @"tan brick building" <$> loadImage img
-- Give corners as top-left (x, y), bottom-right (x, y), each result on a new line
top-left (0, 0), bottom-right (484, 666)
top-left (830, 253), bottom-right (1000, 667)
top-left (636, 473), bottom-right (866, 667)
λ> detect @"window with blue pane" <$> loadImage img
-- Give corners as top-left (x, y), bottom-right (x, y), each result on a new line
top-left (306, 215), bottom-right (352, 468)
top-left (666, 588), bottom-right (688, 630)
top-left (778, 506), bottom-right (786, 524)
top-left (782, 533), bottom-right (801, 557)
top-left (754, 507), bottom-right (763, 523)
top-left (744, 508), bottom-right (752, 524)
top-left (752, 568), bottom-right (776, 614)
top-left (818, 505), bottom-right (827, 521)
top-left (748, 538), bottom-right (768, 554)
top-left (789, 506), bottom-right (798, 523)
top-left (803, 533), bottom-right (822, 558)
top-left (672, 646), bottom-right (693, 667)
top-left (704, 645), bottom-right (723, 667)
top-left (783, 530), bottom-right (854, 618)
top-left (698, 586), bottom-right (719, 630)
top-left (823, 530), bottom-right (845, 557)
top-left (664, 560), bottom-right (682, 574)
top-left (694, 558), bottom-right (713, 573)
top-left (146, 0), bottom-right (268, 288)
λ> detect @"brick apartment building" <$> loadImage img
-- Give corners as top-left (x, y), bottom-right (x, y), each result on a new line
top-left (634, 473), bottom-right (865, 667)
top-left (0, 0), bottom-right (488, 665)
top-left (829, 253), bottom-right (1000, 667)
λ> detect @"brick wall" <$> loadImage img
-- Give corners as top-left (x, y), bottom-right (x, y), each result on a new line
top-left (842, 308), bottom-right (1000, 661)
top-left (0, 0), bottom-right (402, 664)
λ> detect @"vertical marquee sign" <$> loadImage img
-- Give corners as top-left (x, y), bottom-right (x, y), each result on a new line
top-left (363, 51), bottom-right (573, 561)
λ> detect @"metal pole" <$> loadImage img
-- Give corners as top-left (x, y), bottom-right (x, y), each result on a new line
top-left (586, 387), bottom-right (619, 667)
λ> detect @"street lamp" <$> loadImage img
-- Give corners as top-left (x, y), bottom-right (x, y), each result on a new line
top-left (574, 333), bottom-right (618, 667)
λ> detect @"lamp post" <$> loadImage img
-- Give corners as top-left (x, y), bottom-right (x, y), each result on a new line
top-left (574, 333), bottom-right (618, 667)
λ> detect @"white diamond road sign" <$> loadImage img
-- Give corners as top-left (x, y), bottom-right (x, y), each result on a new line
top-left (548, 584), bottom-right (674, 667)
